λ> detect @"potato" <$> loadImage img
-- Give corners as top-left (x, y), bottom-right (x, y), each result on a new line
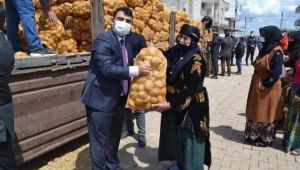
top-left (126, 47), bottom-right (167, 110)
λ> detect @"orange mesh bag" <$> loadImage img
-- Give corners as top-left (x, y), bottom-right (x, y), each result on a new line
top-left (126, 47), bottom-right (167, 110)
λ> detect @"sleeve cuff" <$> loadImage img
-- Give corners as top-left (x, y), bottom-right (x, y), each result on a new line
top-left (129, 66), bottom-right (139, 77)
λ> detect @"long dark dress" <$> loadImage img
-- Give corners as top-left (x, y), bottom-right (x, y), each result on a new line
top-left (158, 44), bottom-right (211, 170)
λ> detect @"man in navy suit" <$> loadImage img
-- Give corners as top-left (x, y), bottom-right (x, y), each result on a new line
top-left (81, 7), bottom-right (151, 170)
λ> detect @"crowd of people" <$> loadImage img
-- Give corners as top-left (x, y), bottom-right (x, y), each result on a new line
top-left (207, 30), bottom-right (262, 78)
top-left (0, 2), bottom-right (300, 170)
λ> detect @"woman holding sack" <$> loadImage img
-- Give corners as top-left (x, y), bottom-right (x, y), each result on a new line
top-left (282, 31), bottom-right (300, 155)
top-left (244, 26), bottom-right (284, 147)
top-left (152, 24), bottom-right (211, 170)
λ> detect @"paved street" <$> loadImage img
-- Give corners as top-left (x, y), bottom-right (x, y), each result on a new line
top-left (21, 62), bottom-right (300, 170)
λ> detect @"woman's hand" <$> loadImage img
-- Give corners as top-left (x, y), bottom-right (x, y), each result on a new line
top-left (293, 95), bottom-right (300, 102)
top-left (151, 102), bottom-right (171, 112)
top-left (283, 55), bottom-right (290, 62)
top-left (258, 82), bottom-right (266, 91)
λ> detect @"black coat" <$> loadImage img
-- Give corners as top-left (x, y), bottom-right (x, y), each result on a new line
top-left (235, 40), bottom-right (245, 58)
top-left (0, 31), bottom-right (15, 142)
top-left (246, 36), bottom-right (257, 50)
top-left (210, 36), bottom-right (221, 56)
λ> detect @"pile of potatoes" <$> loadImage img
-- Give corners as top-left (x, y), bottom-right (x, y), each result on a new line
top-left (104, 0), bottom-right (170, 50)
top-left (126, 47), bottom-right (167, 110)
top-left (15, 0), bottom-right (209, 55)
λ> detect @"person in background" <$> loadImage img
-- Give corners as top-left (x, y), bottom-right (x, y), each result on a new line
top-left (122, 32), bottom-right (147, 148)
top-left (220, 31), bottom-right (234, 76)
top-left (80, 7), bottom-right (151, 170)
top-left (245, 26), bottom-right (283, 147)
top-left (152, 24), bottom-right (211, 170)
top-left (235, 36), bottom-right (245, 75)
top-left (245, 31), bottom-right (257, 65)
top-left (282, 31), bottom-right (300, 155)
top-left (230, 33), bottom-right (238, 66)
top-left (5, 0), bottom-right (58, 57)
top-left (0, 28), bottom-right (18, 170)
top-left (209, 31), bottom-right (221, 79)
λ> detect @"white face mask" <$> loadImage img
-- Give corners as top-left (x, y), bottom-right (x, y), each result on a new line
top-left (113, 20), bottom-right (131, 37)
top-left (259, 36), bottom-right (265, 43)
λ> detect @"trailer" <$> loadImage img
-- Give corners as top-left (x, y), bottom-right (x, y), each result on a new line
top-left (10, 0), bottom-right (176, 164)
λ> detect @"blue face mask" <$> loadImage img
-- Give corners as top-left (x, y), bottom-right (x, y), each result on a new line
top-left (113, 20), bottom-right (131, 37)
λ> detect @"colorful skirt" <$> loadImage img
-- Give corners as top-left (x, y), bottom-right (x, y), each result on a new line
top-left (244, 120), bottom-right (276, 146)
top-left (283, 85), bottom-right (300, 152)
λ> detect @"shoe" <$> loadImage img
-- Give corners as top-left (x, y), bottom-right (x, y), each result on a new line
top-left (211, 76), bottom-right (218, 79)
top-left (138, 136), bottom-right (146, 147)
top-left (121, 130), bottom-right (135, 138)
top-left (246, 63), bottom-right (249, 66)
top-left (237, 72), bottom-right (241, 75)
top-left (220, 73), bottom-right (225, 76)
top-left (30, 48), bottom-right (57, 57)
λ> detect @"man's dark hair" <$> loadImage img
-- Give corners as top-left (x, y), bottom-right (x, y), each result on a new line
top-left (113, 7), bottom-right (133, 18)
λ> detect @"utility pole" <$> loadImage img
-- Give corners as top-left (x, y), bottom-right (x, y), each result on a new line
top-left (280, 11), bottom-right (283, 29)
top-left (242, 17), bottom-right (254, 35)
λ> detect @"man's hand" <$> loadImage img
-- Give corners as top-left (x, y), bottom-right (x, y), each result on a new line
top-left (151, 102), bottom-right (171, 112)
top-left (138, 64), bottom-right (151, 76)
top-left (47, 10), bottom-right (58, 24)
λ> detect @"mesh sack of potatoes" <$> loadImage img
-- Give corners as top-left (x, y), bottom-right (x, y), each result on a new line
top-left (78, 41), bottom-right (91, 52)
top-left (126, 47), bottom-right (167, 110)
top-left (52, 2), bottom-right (73, 21)
top-left (176, 10), bottom-right (188, 23)
top-left (132, 19), bottom-right (145, 33)
top-left (124, 0), bottom-right (143, 7)
top-left (104, 0), bottom-right (126, 16)
top-left (141, 26), bottom-right (155, 42)
top-left (134, 7), bottom-right (151, 24)
top-left (57, 39), bottom-right (78, 54)
top-left (72, 1), bottom-right (90, 19)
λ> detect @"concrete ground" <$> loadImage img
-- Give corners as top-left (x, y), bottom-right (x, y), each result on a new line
top-left (21, 60), bottom-right (300, 170)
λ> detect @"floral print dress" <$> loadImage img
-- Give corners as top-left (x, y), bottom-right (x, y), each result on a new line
top-left (158, 50), bottom-right (211, 170)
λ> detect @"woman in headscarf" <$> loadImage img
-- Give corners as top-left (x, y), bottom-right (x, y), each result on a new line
top-left (152, 24), bottom-right (211, 170)
top-left (282, 31), bottom-right (300, 155)
top-left (245, 26), bottom-right (284, 147)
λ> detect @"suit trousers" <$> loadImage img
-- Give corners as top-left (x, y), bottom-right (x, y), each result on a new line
top-left (86, 96), bottom-right (128, 170)
top-left (221, 56), bottom-right (231, 76)
top-left (123, 110), bottom-right (146, 137)
top-left (211, 55), bottom-right (219, 76)
top-left (245, 49), bottom-right (255, 65)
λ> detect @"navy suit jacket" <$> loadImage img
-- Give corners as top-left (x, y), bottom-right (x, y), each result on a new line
top-left (126, 32), bottom-right (147, 57)
top-left (81, 30), bottom-right (133, 112)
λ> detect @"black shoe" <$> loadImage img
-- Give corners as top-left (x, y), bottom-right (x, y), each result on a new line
top-left (211, 76), bottom-right (218, 79)
top-left (121, 130), bottom-right (135, 138)
top-left (138, 136), bottom-right (146, 147)
top-left (30, 48), bottom-right (57, 57)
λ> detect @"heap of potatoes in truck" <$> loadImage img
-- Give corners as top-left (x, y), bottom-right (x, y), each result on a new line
top-left (0, 0), bottom-right (212, 57)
